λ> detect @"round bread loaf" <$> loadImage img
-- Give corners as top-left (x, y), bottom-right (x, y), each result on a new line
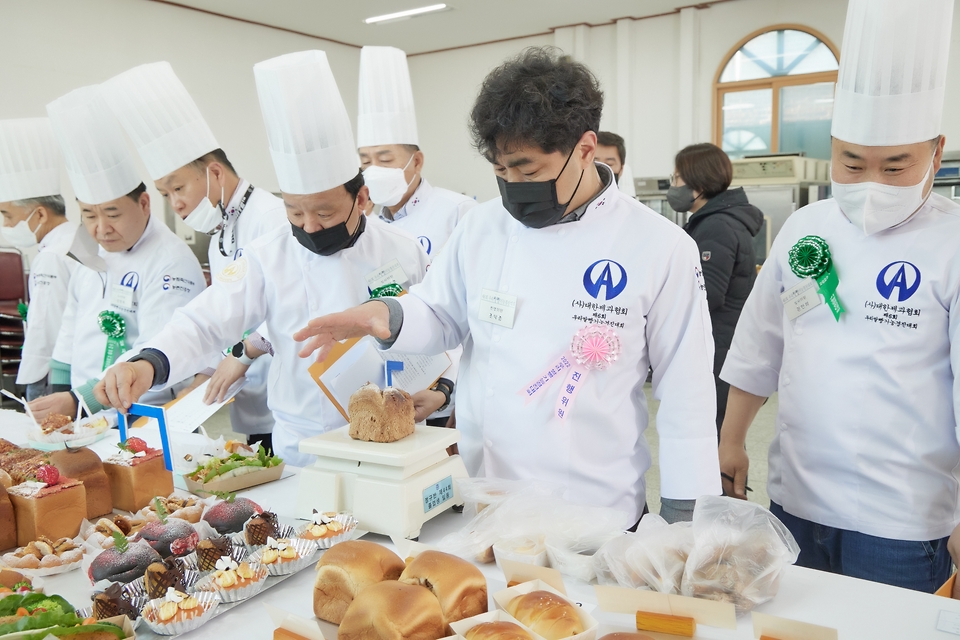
top-left (338, 581), bottom-right (445, 640)
top-left (464, 621), bottom-right (533, 640)
top-left (506, 590), bottom-right (584, 640)
top-left (312, 540), bottom-right (405, 624)
top-left (348, 383), bottom-right (415, 443)
top-left (398, 550), bottom-right (487, 625)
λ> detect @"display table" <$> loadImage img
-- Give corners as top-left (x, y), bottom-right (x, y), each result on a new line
top-left (3, 416), bottom-right (959, 638)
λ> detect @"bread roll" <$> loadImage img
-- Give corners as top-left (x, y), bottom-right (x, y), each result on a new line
top-left (399, 550), bottom-right (487, 625)
top-left (338, 581), bottom-right (445, 640)
top-left (348, 384), bottom-right (415, 443)
top-left (312, 540), bottom-right (404, 624)
top-left (506, 591), bottom-right (584, 640)
top-left (464, 622), bottom-right (533, 640)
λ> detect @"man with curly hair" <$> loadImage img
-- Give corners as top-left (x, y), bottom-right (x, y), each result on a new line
top-left (293, 47), bottom-right (721, 524)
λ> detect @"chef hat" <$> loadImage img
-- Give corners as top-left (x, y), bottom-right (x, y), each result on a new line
top-left (357, 46), bottom-right (419, 148)
top-left (254, 50), bottom-right (359, 195)
top-left (46, 86), bottom-right (142, 205)
top-left (0, 118), bottom-right (61, 202)
top-left (101, 61), bottom-right (219, 181)
top-left (831, 0), bottom-right (954, 146)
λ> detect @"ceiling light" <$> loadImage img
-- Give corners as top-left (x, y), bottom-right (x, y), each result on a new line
top-left (365, 4), bottom-right (448, 24)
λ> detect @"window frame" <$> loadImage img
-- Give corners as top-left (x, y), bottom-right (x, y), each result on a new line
top-left (713, 24), bottom-right (840, 156)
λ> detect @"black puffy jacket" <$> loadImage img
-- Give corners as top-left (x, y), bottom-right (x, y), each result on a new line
top-left (683, 187), bottom-right (763, 352)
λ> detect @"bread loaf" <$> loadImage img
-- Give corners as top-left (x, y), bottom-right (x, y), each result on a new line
top-left (49, 447), bottom-right (113, 519)
top-left (312, 540), bottom-right (404, 624)
top-left (338, 581), bottom-right (445, 640)
top-left (399, 550), bottom-right (487, 624)
top-left (103, 453), bottom-right (173, 512)
top-left (506, 591), bottom-right (584, 640)
top-left (7, 479), bottom-right (86, 547)
top-left (348, 383), bottom-right (415, 443)
top-left (0, 483), bottom-right (15, 550)
top-left (464, 622), bottom-right (533, 640)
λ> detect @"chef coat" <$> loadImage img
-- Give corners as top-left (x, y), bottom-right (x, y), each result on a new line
top-left (377, 178), bottom-right (475, 259)
top-left (17, 221), bottom-right (79, 385)
top-left (388, 170), bottom-right (721, 520)
top-left (206, 179), bottom-right (287, 436)
top-left (721, 194), bottom-right (960, 541)
top-left (138, 220), bottom-right (430, 466)
top-left (52, 217), bottom-right (205, 398)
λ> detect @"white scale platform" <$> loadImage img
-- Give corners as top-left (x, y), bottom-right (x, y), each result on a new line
top-left (296, 425), bottom-right (469, 539)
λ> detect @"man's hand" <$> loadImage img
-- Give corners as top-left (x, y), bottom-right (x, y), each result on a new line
top-left (176, 374), bottom-right (210, 399)
top-left (294, 302), bottom-right (392, 362)
top-left (204, 357), bottom-right (250, 405)
top-left (719, 439), bottom-right (750, 499)
top-left (94, 361), bottom-right (156, 411)
top-left (411, 389), bottom-right (446, 423)
top-left (27, 392), bottom-right (78, 421)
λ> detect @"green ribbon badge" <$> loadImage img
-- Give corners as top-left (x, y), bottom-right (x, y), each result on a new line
top-left (788, 235), bottom-right (844, 321)
top-left (98, 310), bottom-right (128, 370)
top-left (369, 283), bottom-right (404, 299)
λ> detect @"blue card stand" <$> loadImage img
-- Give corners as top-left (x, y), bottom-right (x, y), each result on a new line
top-left (117, 403), bottom-right (173, 472)
top-left (385, 360), bottom-right (404, 387)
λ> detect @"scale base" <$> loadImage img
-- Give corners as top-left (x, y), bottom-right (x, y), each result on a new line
top-left (296, 454), bottom-right (468, 540)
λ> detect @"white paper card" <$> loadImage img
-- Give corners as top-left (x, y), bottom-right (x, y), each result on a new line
top-left (938, 611), bottom-right (960, 636)
top-left (141, 378), bottom-right (245, 434)
top-left (66, 224), bottom-right (107, 272)
top-left (781, 277), bottom-right (821, 320)
top-left (110, 284), bottom-right (135, 308)
top-left (479, 289), bottom-right (517, 329)
top-left (366, 259), bottom-right (408, 289)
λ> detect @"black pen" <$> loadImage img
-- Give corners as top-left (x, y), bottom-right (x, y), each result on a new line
top-left (720, 472), bottom-right (753, 492)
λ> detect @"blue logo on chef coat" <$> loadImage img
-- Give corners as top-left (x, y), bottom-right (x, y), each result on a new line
top-left (876, 261), bottom-right (921, 302)
top-left (583, 259), bottom-right (628, 301)
top-left (119, 271), bottom-right (140, 291)
top-left (418, 236), bottom-right (432, 255)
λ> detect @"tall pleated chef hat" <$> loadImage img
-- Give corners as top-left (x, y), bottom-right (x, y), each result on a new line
top-left (46, 86), bottom-right (142, 205)
top-left (356, 46), bottom-right (419, 148)
top-left (0, 118), bottom-right (61, 202)
top-left (831, 0), bottom-right (954, 146)
top-left (254, 50), bottom-right (359, 195)
top-left (100, 61), bottom-right (219, 181)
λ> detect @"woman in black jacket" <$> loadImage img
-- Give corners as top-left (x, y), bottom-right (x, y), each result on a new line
top-left (668, 143), bottom-right (763, 435)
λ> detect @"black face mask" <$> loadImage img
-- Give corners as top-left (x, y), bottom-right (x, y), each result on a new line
top-left (291, 199), bottom-right (364, 256)
top-left (666, 184), bottom-right (697, 213)
top-left (497, 146), bottom-right (585, 229)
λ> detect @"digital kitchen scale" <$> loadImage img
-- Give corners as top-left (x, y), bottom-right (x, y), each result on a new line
top-left (296, 425), bottom-right (468, 539)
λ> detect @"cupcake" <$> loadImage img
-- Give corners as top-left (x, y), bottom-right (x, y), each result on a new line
top-left (142, 587), bottom-right (219, 636)
top-left (144, 557), bottom-right (193, 600)
top-left (244, 511), bottom-right (280, 546)
top-left (298, 510), bottom-right (358, 549)
top-left (196, 536), bottom-right (237, 572)
top-left (193, 556), bottom-right (267, 603)
top-left (92, 582), bottom-right (144, 621)
top-left (250, 537), bottom-right (316, 576)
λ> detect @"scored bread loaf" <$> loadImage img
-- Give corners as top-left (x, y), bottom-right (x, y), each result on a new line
top-left (506, 590), bottom-right (584, 640)
top-left (398, 550), bottom-right (487, 625)
top-left (338, 581), bottom-right (446, 640)
top-left (348, 383), bottom-right (415, 443)
top-left (312, 540), bottom-right (405, 624)
top-left (464, 622), bottom-right (533, 640)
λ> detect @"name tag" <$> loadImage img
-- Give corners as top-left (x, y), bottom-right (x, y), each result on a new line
top-left (110, 284), bottom-right (135, 308)
top-left (479, 288), bottom-right (517, 328)
top-left (366, 259), bottom-right (408, 290)
top-left (781, 278), bottom-right (821, 320)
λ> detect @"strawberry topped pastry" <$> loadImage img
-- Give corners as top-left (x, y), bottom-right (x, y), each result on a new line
top-left (103, 438), bottom-right (173, 512)
top-left (202, 492), bottom-right (262, 535)
top-left (134, 499), bottom-right (199, 558)
top-left (89, 532), bottom-right (162, 584)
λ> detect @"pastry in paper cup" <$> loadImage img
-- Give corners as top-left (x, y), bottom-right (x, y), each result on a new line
top-left (76, 605), bottom-right (144, 630)
top-left (196, 536), bottom-right (246, 572)
top-left (193, 557), bottom-right (268, 603)
top-left (142, 588), bottom-right (220, 635)
top-left (248, 537), bottom-right (316, 576)
top-left (296, 511), bottom-right (359, 549)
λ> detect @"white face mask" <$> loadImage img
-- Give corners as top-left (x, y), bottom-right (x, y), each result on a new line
top-left (832, 155), bottom-right (934, 235)
top-left (1, 208), bottom-right (39, 248)
top-left (183, 167), bottom-right (225, 234)
top-left (363, 154), bottom-right (415, 207)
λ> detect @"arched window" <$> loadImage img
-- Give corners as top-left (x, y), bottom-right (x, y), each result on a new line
top-left (714, 26), bottom-right (839, 160)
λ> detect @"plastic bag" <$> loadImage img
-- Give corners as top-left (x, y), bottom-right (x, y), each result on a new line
top-left (455, 477), bottom-right (560, 518)
top-left (680, 495), bottom-right (800, 613)
top-left (592, 514), bottom-right (692, 593)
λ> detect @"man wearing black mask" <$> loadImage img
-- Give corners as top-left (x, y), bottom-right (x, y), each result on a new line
top-left (94, 50), bottom-right (429, 466)
top-left (291, 48), bottom-right (721, 524)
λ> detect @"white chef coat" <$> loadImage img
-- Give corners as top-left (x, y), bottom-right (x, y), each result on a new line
top-left (388, 172), bottom-right (721, 520)
top-left (721, 194), bottom-right (960, 541)
top-left (206, 179), bottom-right (287, 436)
top-left (138, 219), bottom-right (430, 466)
top-left (17, 221), bottom-right (79, 385)
top-left (52, 217), bottom-right (205, 398)
top-left (377, 177), bottom-right (475, 259)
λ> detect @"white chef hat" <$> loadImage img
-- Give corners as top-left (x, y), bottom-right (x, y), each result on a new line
top-left (357, 46), bottom-right (419, 148)
top-left (254, 50), bottom-right (359, 195)
top-left (46, 86), bottom-right (142, 205)
top-left (0, 118), bottom-right (61, 202)
top-left (831, 0), bottom-right (954, 147)
top-left (101, 61), bottom-right (219, 181)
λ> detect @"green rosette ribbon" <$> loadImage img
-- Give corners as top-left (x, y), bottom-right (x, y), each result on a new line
top-left (788, 235), bottom-right (844, 321)
top-left (98, 310), bottom-right (128, 370)
top-left (369, 283), bottom-right (404, 299)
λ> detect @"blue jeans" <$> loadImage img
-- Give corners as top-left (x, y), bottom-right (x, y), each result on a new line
top-left (770, 502), bottom-right (952, 594)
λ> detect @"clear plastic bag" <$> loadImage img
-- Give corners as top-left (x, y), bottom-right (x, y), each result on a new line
top-left (680, 495), bottom-right (800, 613)
top-left (592, 514), bottom-right (692, 593)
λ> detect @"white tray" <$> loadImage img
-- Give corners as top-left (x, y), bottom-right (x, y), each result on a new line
top-left (298, 425), bottom-right (458, 467)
